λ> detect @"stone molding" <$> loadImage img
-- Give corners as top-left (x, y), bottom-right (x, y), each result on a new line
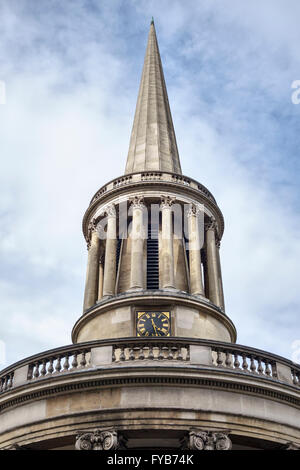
top-left (1, 367), bottom-right (300, 415)
top-left (75, 429), bottom-right (127, 451)
top-left (181, 429), bottom-right (232, 450)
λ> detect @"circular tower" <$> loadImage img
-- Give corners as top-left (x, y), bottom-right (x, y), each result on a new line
top-left (0, 21), bottom-right (299, 451)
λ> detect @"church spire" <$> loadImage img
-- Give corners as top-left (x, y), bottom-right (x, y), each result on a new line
top-left (125, 21), bottom-right (182, 175)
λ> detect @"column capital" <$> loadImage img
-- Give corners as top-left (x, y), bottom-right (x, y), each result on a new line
top-left (180, 429), bottom-right (232, 451)
top-left (87, 218), bottom-right (99, 250)
top-left (160, 195), bottom-right (176, 210)
top-left (129, 195), bottom-right (145, 210)
top-left (75, 429), bottom-right (127, 451)
top-left (105, 204), bottom-right (117, 218)
top-left (204, 216), bottom-right (218, 232)
top-left (187, 203), bottom-right (201, 218)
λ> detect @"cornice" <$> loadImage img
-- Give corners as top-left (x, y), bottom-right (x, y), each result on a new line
top-left (81, 174), bottom-right (225, 241)
top-left (0, 364), bottom-right (299, 415)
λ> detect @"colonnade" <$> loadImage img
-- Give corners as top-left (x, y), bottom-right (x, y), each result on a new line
top-left (83, 198), bottom-right (225, 312)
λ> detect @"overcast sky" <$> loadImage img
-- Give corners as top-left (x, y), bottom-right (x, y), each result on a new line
top-left (0, 0), bottom-right (300, 368)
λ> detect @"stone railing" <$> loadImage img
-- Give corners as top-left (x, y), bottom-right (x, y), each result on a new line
top-left (0, 338), bottom-right (299, 394)
top-left (89, 172), bottom-right (217, 205)
top-left (112, 341), bottom-right (190, 362)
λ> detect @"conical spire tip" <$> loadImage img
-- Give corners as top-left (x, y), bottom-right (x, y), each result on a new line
top-left (151, 17), bottom-right (154, 25)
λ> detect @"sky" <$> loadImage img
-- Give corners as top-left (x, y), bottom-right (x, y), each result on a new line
top-left (0, 0), bottom-right (300, 368)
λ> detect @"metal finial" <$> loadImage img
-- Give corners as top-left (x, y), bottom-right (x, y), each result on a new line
top-left (151, 17), bottom-right (154, 25)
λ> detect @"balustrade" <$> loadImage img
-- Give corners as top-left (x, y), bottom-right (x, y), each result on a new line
top-left (1, 339), bottom-right (299, 395)
top-left (212, 347), bottom-right (277, 378)
top-left (112, 343), bottom-right (190, 362)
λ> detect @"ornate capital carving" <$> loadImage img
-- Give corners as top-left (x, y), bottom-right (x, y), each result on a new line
top-left (105, 204), bottom-right (117, 218)
top-left (75, 429), bottom-right (127, 451)
top-left (160, 195), bottom-right (176, 210)
top-left (129, 196), bottom-right (145, 210)
top-left (181, 429), bottom-right (232, 451)
top-left (282, 442), bottom-right (300, 450)
top-left (204, 216), bottom-right (217, 232)
top-left (187, 203), bottom-right (201, 218)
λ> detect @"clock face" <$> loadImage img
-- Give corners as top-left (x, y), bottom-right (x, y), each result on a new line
top-left (136, 311), bottom-right (171, 337)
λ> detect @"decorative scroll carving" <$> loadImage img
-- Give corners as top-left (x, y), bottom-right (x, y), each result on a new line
top-left (204, 216), bottom-right (217, 232)
top-left (160, 195), bottom-right (176, 210)
top-left (129, 196), bottom-right (145, 210)
top-left (187, 203), bottom-right (201, 218)
top-left (105, 204), bottom-right (117, 218)
top-left (75, 429), bottom-right (127, 451)
top-left (181, 430), bottom-right (232, 451)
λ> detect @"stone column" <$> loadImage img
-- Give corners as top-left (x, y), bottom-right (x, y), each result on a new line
top-left (187, 204), bottom-right (204, 296)
top-left (102, 205), bottom-right (117, 297)
top-left (215, 238), bottom-right (225, 311)
top-left (97, 254), bottom-right (104, 302)
top-left (160, 196), bottom-right (175, 289)
top-left (83, 220), bottom-right (100, 311)
top-left (129, 196), bottom-right (146, 290)
top-left (205, 217), bottom-right (223, 308)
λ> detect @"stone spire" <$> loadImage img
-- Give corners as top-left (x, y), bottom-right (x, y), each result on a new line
top-left (125, 20), bottom-right (182, 175)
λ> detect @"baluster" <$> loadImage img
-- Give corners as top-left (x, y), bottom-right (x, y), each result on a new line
top-left (265, 360), bottom-right (271, 376)
top-left (47, 358), bottom-right (54, 375)
top-left (271, 363), bottom-right (278, 379)
top-left (185, 345), bottom-right (190, 362)
top-left (158, 345), bottom-right (164, 360)
top-left (233, 352), bottom-right (240, 369)
top-left (129, 347), bottom-right (135, 360)
top-left (216, 349), bottom-right (223, 367)
top-left (297, 372), bottom-right (300, 386)
top-left (34, 362), bottom-right (40, 378)
top-left (80, 351), bottom-right (87, 368)
top-left (119, 346), bottom-right (126, 361)
top-left (40, 360), bottom-right (47, 376)
top-left (242, 354), bottom-right (248, 371)
top-left (63, 354), bottom-right (70, 372)
top-left (72, 352), bottom-right (78, 369)
top-left (138, 346), bottom-right (145, 360)
top-left (177, 345), bottom-right (183, 361)
top-left (167, 346), bottom-right (174, 360)
top-left (148, 345), bottom-right (154, 360)
top-left (27, 365), bottom-right (34, 380)
top-left (250, 356), bottom-right (257, 374)
top-left (3, 376), bottom-right (8, 391)
top-left (292, 369), bottom-right (298, 386)
top-left (55, 356), bottom-right (62, 373)
top-left (8, 373), bottom-right (13, 388)
top-left (112, 347), bottom-right (116, 362)
top-left (225, 351), bottom-right (232, 368)
top-left (0, 378), bottom-right (3, 393)
top-left (257, 357), bottom-right (264, 375)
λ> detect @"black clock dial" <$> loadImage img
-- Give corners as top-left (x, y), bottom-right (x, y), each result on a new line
top-left (137, 312), bottom-right (170, 337)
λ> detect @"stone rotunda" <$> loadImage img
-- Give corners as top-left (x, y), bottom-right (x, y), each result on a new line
top-left (0, 21), bottom-right (299, 451)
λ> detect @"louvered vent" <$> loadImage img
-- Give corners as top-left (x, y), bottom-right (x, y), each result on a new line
top-left (147, 224), bottom-right (159, 289)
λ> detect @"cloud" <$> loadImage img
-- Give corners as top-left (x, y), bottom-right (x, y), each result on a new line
top-left (0, 0), bottom-right (299, 366)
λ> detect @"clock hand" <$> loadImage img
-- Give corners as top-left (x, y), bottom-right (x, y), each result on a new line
top-left (151, 319), bottom-right (158, 334)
